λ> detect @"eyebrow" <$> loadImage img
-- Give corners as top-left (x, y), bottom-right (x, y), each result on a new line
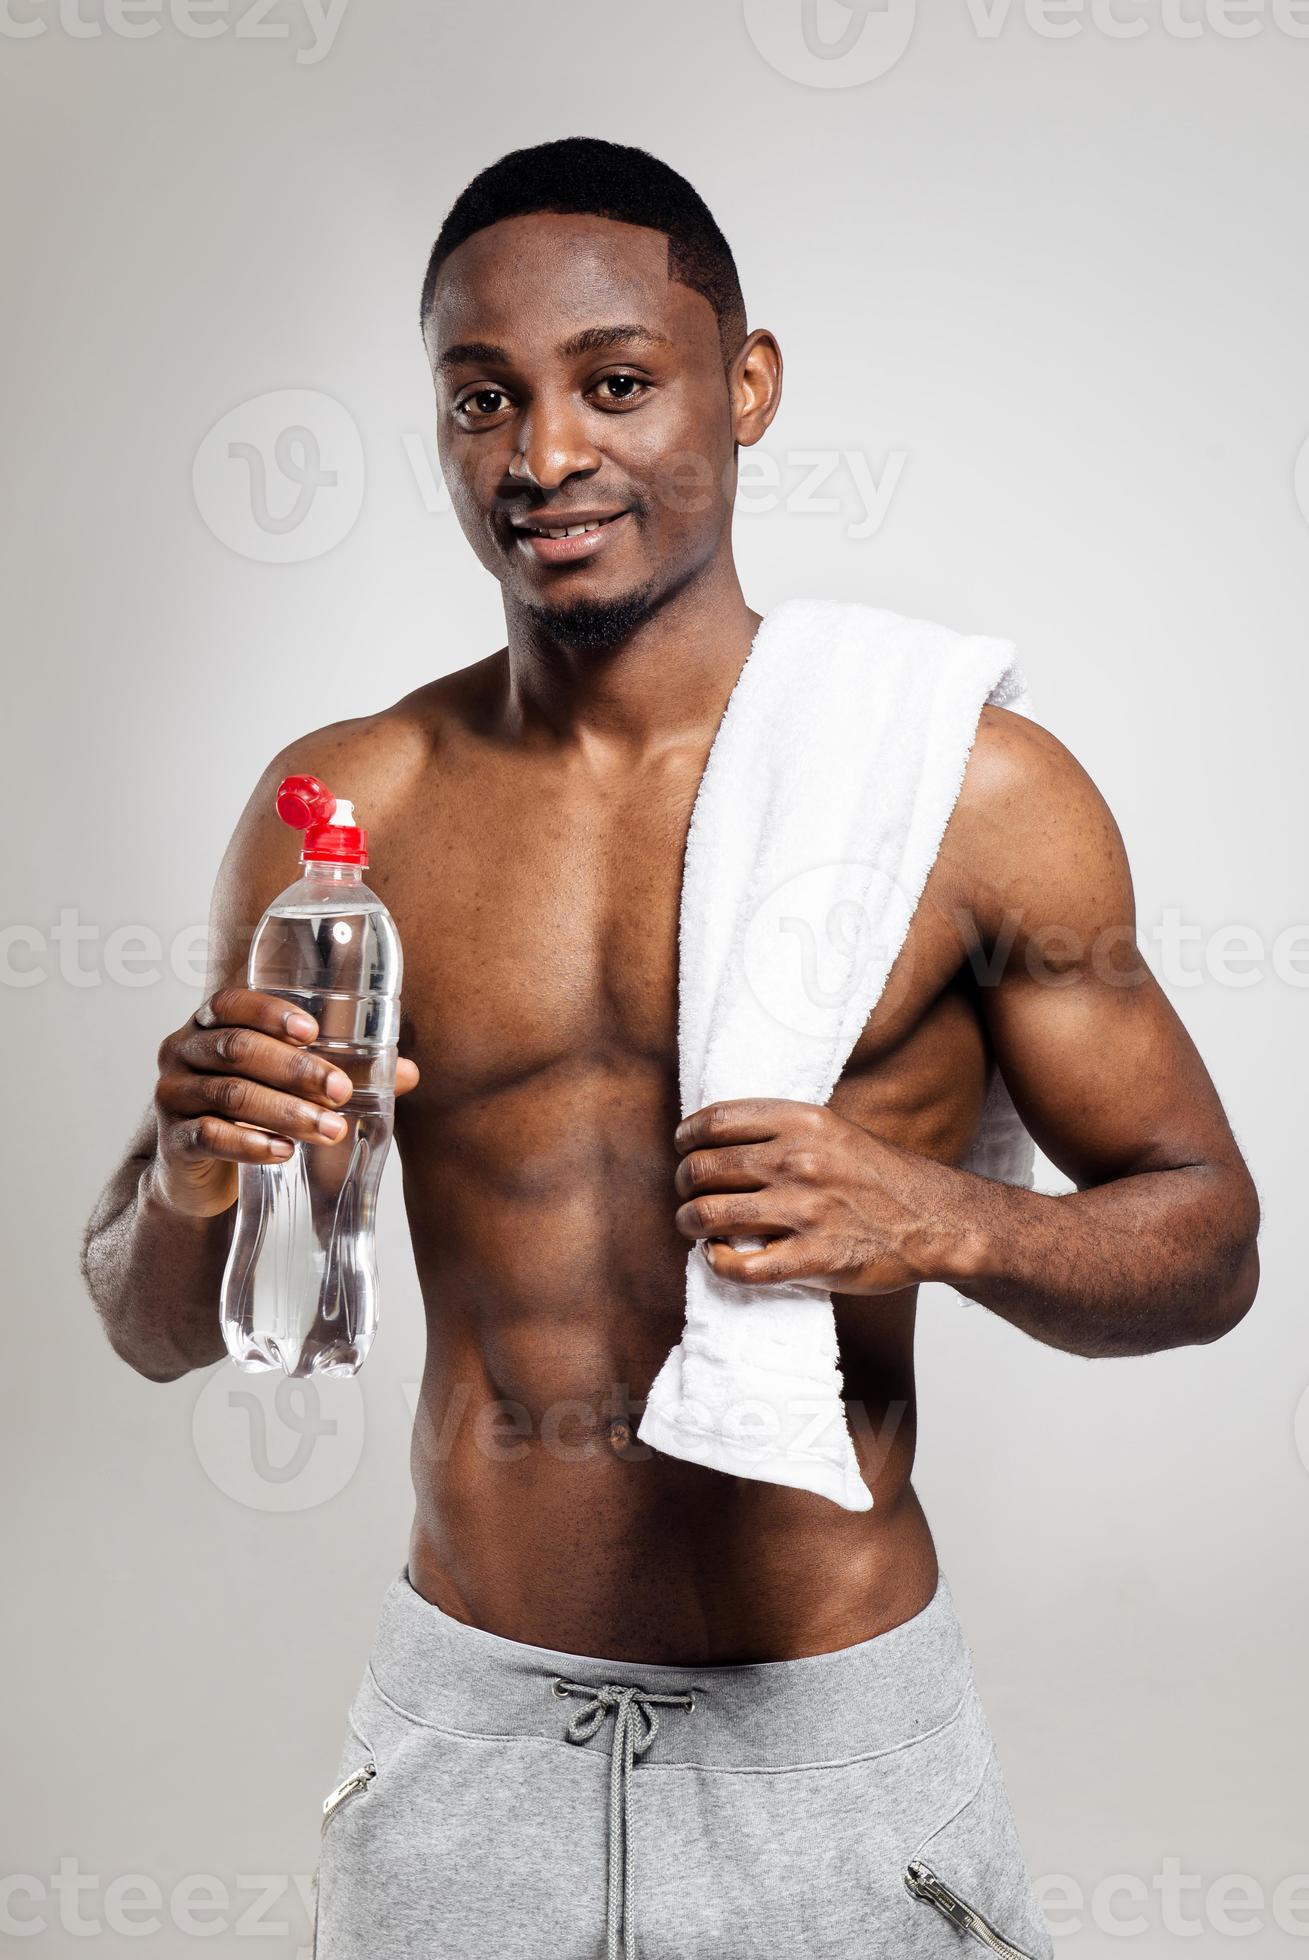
top-left (436, 323), bottom-right (674, 374)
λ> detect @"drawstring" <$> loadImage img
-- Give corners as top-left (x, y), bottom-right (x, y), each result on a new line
top-left (555, 1677), bottom-right (697, 1960)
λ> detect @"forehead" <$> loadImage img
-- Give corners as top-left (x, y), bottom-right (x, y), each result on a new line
top-left (428, 210), bottom-right (717, 359)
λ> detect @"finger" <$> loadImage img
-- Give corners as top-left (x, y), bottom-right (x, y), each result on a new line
top-left (177, 1024), bottom-right (354, 1110)
top-left (701, 1235), bottom-right (826, 1288)
top-left (161, 1070), bottom-right (351, 1147)
top-left (193, 987), bottom-right (320, 1045)
top-left (673, 1099), bottom-right (810, 1154)
top-left (395, 1057), bottom-right (420, 1095)
top-left (673, 1144), bottom-right (770, 1200)
top-left (674, 1194), bottom-right (795, 1242)
top-left (167, 1114), bottom-right (299, 1167)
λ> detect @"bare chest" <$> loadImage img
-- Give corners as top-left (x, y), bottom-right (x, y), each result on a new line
top-left (372, 744), bottom-right (987, 1156)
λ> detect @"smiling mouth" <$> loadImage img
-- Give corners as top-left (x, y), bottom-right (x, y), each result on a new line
top-left (514, 512), bottom-right (627, 540)
top-left (510, 508), bottom-right (633, 567)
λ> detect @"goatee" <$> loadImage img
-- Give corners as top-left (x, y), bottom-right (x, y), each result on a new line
top-left (522, 579), bottom-right (662, 655)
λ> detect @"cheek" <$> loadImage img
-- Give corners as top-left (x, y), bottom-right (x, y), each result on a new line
top-left (445, 442), bottom-right (512, 519)
top-left (639, 442), bottom-right (735, 536)
top-left (445, 482), bottom-right (495, 562)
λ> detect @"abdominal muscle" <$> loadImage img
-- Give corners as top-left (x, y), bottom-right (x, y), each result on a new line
top-left (394, 1076), bottom-right (947, 1666)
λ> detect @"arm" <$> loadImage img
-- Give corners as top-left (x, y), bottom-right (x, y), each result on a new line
top-left (80, 731), bottom-right (418, 1383)
top-left (671, 709), bottom-right (1260, 1359)
top-left (941, 707), bottom-right (1260, 1353)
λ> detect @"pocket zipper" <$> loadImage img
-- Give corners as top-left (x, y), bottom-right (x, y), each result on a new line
top-left (321, 1760), bottom-right (376, 1829)
top-left (904, 1858), bottom-right (1037, 1959)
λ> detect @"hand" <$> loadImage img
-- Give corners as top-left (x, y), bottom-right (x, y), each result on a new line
top-left (151, 987), bottom-right (420, 1219)
top-left (671, 1098), bottom-right (967, 1294)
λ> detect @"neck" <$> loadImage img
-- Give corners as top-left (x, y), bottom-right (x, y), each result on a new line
top-left (499, 555), bottom-right (762, 765)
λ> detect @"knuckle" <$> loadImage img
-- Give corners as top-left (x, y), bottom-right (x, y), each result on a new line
top-left (195, 1113), bottom-right (231, 1152)
top-left (210, 1074), bottom-right (246, 1117)
top-left (286, 1046), bottom-right (320, 1089)
top-left (213, 1026), bottom-right (245, 1067)
top-left (154, 1071), bottom-right (189, 1120)
top-left (785, 1148), bottom-right (820, 1182)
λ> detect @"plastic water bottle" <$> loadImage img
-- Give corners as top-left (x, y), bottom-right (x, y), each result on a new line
top-left (219, 774), bottom-right (403, 1377)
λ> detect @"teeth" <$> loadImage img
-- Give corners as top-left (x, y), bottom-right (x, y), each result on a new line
top-left (526, 517), bottom-right (613, 539)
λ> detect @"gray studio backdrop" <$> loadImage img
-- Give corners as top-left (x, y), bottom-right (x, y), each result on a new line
top-left (3, 3), bottom-right (1307, 1955)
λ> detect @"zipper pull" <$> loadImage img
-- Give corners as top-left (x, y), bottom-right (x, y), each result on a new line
top-left (905, 1859), bottom-right (973, 1932)
top-left (904, 1858), bottom-right (1037, 1959)
top-left (322, 1760), bottom-right (376, 1824)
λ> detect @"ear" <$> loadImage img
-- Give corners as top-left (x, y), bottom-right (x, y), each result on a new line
top-left (730, 329), bottom-right (784, 447)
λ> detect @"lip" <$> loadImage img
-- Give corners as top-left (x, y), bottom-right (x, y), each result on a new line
top-left (510, 509), bottom-right (631, 566)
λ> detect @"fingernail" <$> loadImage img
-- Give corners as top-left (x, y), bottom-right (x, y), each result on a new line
top-left (318, 1112), bottom-right (348, 1138)
top-left (326, 1071), bottom-right (353, 1103)
top-left (286, 1012), bottom-right (317, 1041)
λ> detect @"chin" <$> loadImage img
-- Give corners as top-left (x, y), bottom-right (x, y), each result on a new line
top-left (521, 578), bottom-right (662, 653)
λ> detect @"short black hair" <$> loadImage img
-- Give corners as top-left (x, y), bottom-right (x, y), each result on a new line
top-left (419, 137), bottom-right (747, 369)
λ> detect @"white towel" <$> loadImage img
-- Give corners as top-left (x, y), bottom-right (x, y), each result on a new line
top-left (635, 597), bottom-right (1038, 1512)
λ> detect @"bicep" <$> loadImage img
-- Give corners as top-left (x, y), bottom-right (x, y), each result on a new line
top-left (980, 935), bottom-right (1239, 1190)
top-left (962, 710), bottom-right (1243, 1190)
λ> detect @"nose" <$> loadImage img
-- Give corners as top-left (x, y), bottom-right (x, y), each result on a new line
top-left (507, 393), bottom-right (602, 494)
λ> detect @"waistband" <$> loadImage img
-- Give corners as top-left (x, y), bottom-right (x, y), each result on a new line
top-left (363, 1565), bottom-right (976, 1770)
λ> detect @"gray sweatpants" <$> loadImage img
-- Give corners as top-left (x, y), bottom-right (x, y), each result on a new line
top-left (312, 1564), bottom-right (1052, 1959)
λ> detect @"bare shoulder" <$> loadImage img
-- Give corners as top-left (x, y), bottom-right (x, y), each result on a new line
top-left (203, 648), bottom-right (503, 991)
top-left (267, 647), bottom-right (504, 819)
top-left (946, 703), bottom-right (1135, 940)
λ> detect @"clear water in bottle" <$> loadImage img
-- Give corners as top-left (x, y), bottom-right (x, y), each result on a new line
top-left (219, 782), bottom-right (403, 1378)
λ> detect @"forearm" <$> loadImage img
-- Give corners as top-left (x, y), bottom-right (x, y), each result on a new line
top-left (81, 1152), bottom-right (232, 1382)
top-left (943, 1162), bottom-right (1261, 1358)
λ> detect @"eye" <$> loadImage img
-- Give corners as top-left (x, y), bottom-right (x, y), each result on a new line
top-left (453, 387), bottom-right (513, 424)
top-left (591, 372), bottom-right (650, 408)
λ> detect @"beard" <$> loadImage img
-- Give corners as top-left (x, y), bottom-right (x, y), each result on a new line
top-left (520, 575), bottom-right (663, 655)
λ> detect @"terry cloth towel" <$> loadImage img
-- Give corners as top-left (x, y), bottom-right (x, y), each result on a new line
top-left (635, 597), bottom-right (1038, 1513)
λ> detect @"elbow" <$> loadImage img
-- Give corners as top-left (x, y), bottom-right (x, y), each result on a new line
top-left (98, 1312), bottom-right (190, 1384)
top-left (1194, 1172), bottom-right (1262, 1344)
top-left (1196, 1240), bottom-right (1260, 1344)
top-left (110, 1311), bottom-right (217, 1383)
top-left (120, 1344), bottom-right (193, 1385)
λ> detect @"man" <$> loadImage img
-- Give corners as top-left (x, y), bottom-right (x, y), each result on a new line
top-left (82, 138), bottom-right (1260, 1958)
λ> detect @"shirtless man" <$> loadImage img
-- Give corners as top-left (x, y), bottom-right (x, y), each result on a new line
top-left (81, 138), bottom-right (1260, 1958)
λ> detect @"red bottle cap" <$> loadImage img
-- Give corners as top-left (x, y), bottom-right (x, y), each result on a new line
top-left (275, 774), bottom-right (369, 867)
